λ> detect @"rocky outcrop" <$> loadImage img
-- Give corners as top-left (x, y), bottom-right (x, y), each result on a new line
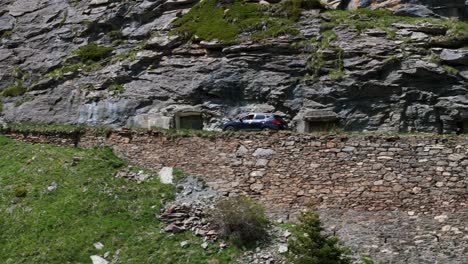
top-left (323, 0), bottom-right (468, 20)
top-left (0, 0), bottom-right (467, 133)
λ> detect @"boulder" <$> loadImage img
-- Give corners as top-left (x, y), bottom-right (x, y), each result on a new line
top-left (159, 167), bottom-right (174, 184)
top-left (393, 4), bottom-right (440, 18)
top-left (90, 256), bottom-right (108, 264)
top-left (440, 49), bottom-right (468, 65)
top-left (252, 148), bottom-right (277, 157)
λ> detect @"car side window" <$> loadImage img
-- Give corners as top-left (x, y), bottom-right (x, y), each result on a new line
top-left (254, 114), bottom-right (265, 120)
top-left (242, 115), bottom-right (254, 120)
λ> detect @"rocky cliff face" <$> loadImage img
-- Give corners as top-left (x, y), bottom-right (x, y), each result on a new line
top-left (324, 0), bottom-right (467, 20)
top-left (0, 0), bottom-right (467, 133)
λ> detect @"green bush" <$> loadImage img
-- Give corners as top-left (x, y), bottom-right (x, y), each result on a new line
top-left (287, 210), bottom-right (351, 264)
top-left (209, 195), bottom-right (269, 248)
top-left (74, 43), bottom-right (113, 62)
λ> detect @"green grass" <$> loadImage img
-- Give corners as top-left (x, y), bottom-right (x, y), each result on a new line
top-left (0, 135), bottom-right (240, 263)
top-left (170, 0), bottom-right (320, 43)
top-left (47, 62), bottom-right (103, 78)
top-left (1, 123), bottom-right (87, 135)
top-left (111, 49), bottom-right (139, 63)
top-left (323, 9), bottom-right (468, 37)
top-left (0, 102), bottom-right (3, 113)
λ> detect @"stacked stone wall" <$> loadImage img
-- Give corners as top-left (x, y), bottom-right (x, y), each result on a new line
top-left (4, 130), bottom-right (467, 263)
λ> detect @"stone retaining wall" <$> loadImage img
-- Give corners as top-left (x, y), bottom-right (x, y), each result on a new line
top-left (4, 130), bottom-right (468, 263)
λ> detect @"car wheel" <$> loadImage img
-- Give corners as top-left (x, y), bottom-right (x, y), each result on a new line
top-left (224, 126), bottom-right (236, 131)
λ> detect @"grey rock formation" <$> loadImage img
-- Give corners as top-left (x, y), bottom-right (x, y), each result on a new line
top-left (440, 49), bottom-right (468, 65)
top-left (323, 0), bottom-right (467, 20)
top-left (0, 0), bottom-right (467, 134)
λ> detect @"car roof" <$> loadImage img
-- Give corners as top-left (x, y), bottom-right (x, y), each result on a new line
top-left (245, 113), bottom-right (273, 115)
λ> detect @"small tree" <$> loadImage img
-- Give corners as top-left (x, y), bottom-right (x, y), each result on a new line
top-left (287, 210), bottom-right (351, 264)
top-left (209, 195), bottom-right (269, 248)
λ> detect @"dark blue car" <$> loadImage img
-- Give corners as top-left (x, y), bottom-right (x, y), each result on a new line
top-left (222, 113), bottom-right (288, 131)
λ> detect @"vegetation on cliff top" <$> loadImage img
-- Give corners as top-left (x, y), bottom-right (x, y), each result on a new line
top-left (171, 0), bottom-right (323, 43)
top-left (0, 136), bottom-right (239, 263)
top-left (171, 0), bottom-right (467, 43)
top-left (322, 8), bottom-right (468, 37)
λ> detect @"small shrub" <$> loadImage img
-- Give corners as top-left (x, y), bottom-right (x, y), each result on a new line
top-left (327, 69), bottom-right (344, 79)
top-left (209, 195), bottom-right (269, 248)
top-left (14, 187), bottom-right (27, 197)
top-left (108, 83), bottom-right (125, 94)
top-left (108, 30), bottom-right (124, 40)
top-left (2, 81), bottom-right (27, 97)
top-left (74, 43), bottom-right (113, 63)
top-left (287, 210), bottom-right (351, 264)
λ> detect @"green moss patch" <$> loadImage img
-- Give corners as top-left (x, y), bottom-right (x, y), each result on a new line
top-left (323, 9), bottom-right (468, 37)
top-left (74, 43), bottom-right (113, 63)
top-left (2, 81), bottom-right (27, 97)
top-left (171, 0), bottom-right (322, 43)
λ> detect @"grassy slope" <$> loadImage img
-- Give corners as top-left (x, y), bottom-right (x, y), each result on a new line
top-left (0, 135), bottom-right (238, 263)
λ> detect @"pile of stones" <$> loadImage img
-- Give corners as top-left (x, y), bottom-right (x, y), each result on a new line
top-left (114, 167), bottom-right (152, 183)
top-left (159, 176), bottom-right (220, 241)
top-left (160, 203), bottom-right (219, 240)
